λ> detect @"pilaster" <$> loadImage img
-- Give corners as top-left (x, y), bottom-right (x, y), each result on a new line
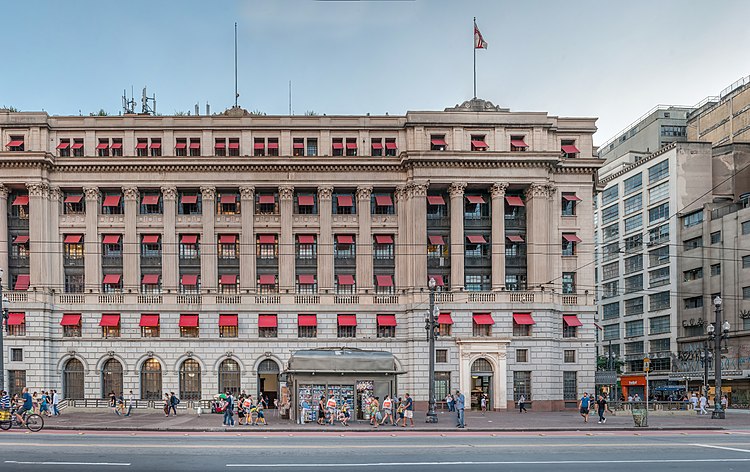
top-left (200, 186), bottom-right (217, 292)
top-left (317, 186), bottom-right (334, 291)
top-left (491, 182), bottom-right (508, 290)
top-left (27, 182), bottom-right (49, 290)
top-left (525, 183), bottom-right (550, 287)
top-left (409, 182), bottom-right (428, 289)
top-left (239, 186), bottom-right (255, 291)
top-left (449, 182), bottom-right (466, 290)
top-left (49, 186), bottom-right (64, 293)
top-left (394, 186), bottom-right (408, 289)
top-left (161, 186), bottom-right (178, 292)
top-left (356, 186), bottom-right (373, 292)
top-left (83, 186), bottom-right (101, 292)
top-left (122, 186), bottom-right (140, 292)
top-left (279, 185), bottom-right (295, 292)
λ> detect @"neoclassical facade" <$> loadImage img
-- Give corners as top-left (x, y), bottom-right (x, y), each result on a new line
top-left (0, 100), bottom-right (601, 411)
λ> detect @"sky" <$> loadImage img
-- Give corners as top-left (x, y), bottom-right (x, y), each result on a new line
top-left (2, 0), bottom-right (750, 145)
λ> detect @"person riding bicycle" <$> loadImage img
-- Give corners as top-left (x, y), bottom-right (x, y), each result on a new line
top-left (15, 387), bottom-right (33, 427)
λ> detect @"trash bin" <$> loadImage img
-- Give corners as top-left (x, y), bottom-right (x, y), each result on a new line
top-left (632, 409), bottom-right (648, 427)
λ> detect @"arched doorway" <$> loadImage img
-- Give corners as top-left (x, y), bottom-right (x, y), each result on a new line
top-left (63, 358), bottom-right (85, 399)
top-left (140, 359), bottom-right (162, 400)
top-left (470, 358), bottom-right (493, 410)
top-left (101, 358), bottom-right (123, 399)
top-left (218, 359), bottom-right (241, 395)
top-left (179, 359), bottom-right (201, 401)
top-left (257, 359), bottom-right (280, 407)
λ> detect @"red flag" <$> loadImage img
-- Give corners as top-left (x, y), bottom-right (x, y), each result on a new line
top-left (474, 23), bottom-right (487, 49)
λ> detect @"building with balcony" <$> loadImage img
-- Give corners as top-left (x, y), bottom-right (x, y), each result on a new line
top-left (0, 98), bottom-right (601, 411)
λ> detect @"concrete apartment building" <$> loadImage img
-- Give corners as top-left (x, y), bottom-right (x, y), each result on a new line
top-left (0, 98), bottom-right (602, 414)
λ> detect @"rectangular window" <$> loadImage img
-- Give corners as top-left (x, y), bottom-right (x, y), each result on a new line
top-left (602, 262), bottom-right (619, 281)
top-left (603, 324), bottom-right (620, 340)
top-left (601, 185), bottom-right (619, 205)
top-left (430, 134), bottom-right (446, 151)
top-left (562, 272), bottom-right (576, 294)
top-left (744, 286), bottom-right (750, 300)
top-left (648, 182), bottom-right (669, 204)
top-left (436, 349), bottom-right (448, 363)
top-left (648, 246), bottom-right (669, 267)
top-left (648, 224), bottom-right (669, 245)
top-left (603, 224), bottom-right (619, 242)
top-left (561, 139), bottom-right (579, 158)
top-left (602, 302), bottom-right (619, 320)
top-left (623, 173), bottom-right (642, 196)
top-left (626, 341), bottom-right (644, 355)
top-left (742, 221), bottom-right (750, 235)
top-left (513, 371), bottom-right (532, 401)
top-left (298, 324), bottom-right (317, 338)
top-left (510, 135), bottom-right (528, 152)
top-left (624, 214), bottom-right (642, 233)
top-left (474, 320), bottom-right (493, 337)
top-left (683, 267), bottom-right (703, 281)
top-left (648, 202), bottom-right (669, 224)
top-left (682, 210), bottom-right (703, 228)
top-left (470, 134), bottom-right (488, 151)
top-left (624, 194), bottom-right (642, 215)
top-left (306, 138), bottom-right (318, 157)
top-left (649, 315), bottom-right (670, 335)
top-left (624, 274), bottom-right (643, 293)
top-left (683, 236), bottom-right (702, 251)
top-left (744, 255), bottom-right (750, 268)
top-left (624, 297), bottom-right (644, 316)
top-left (624, 255), bottom-right (643, 274)
top-left (150, 138), bottom-right (162, 157)
top-left (512, 321), bottom-right (530, 337)
top-left (710, 231), bottom-right (721, 244)
top-left (258, 315), bottom-right (278, 338)
top-left (8, 370), bottom-right (26, 397)
top-left (58, 139), bottom-right (71, 157)
top-left (564, 350), bottom-right (576, 363)
top-left (710, 263), bottom-right (721, 276)
top-left (377, 324), bottom-right (396, 338)
top-left (178, 193), bottom-right (202, 215)
top-left (624, 233), bottom-right (643, 253)
top-left (661, 125), bottom-right (686, 137)
top-left (602, 280), bottom-right (619, 299)
top-left (337, 323), bottom-right (356, 338)
top-left (72, 139), bottom-right (83, 157)
top-left (684, 296), bottom-right (703, 309)
top-left (625, 319), bottom-right (644, 337)
top-left (648, 160), bottom-right (669, 184)
top-left (601, 204), bottom-right (619, 225)
top-left (267, 138), bottom-right (279, 156)
top-left (10, 348), bottom-right (22, 362)
top-left (97, 138), bottom-right (109, 157)
top-left (516, 349), bottom-right (528, 363)
top-left (651, 338), bottom-right (670, 353)
top-left (563, 371), bottom-right (577, 401)
top-left (254, 138), bottom-right (266, 156)
top-left (649, 291), bottom-right (670, 311)
top-left (649, 267), bottom-right (670, 287)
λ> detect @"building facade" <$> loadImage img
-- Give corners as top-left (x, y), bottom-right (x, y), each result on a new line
top-left (0, 99), bottom-right (601, 411)
top-left (688, 75), bottom-right (750, 146)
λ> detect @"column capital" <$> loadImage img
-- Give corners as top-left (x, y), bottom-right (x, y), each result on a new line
top-left (160, 186), bottom-right (178, 201)
top-left (26, 182), bottom-right (49, 198)
top-left (122, 186), bottom-right (140, 201)
top-left (83, 186), bottom-right (100, 202)
top-left (394, 185), bottom-right (408, 203)
top-left (356, 186), bottom-right (373, 201)
top-left (490, 182), bottom-right (509, 198)
top-left (317, 185), bottom-right (334, 201)
top-left (0, 184), bottom-right (9, 199)
top-left (545, 183), bottom-right (557, 199)
top-left (200, 186), bottom-right (216, 200)
top-left (239, 185), bottom-right (256, 200)
top-left (278, 185), bottom-right (295, 201)
top-left (49, 186), bottom-right (64, 202)
top-left (525, 182), bottom-right (550, 200)
top-left (408, 181), bottom-right (429, 198)
top-left (448, 182), bottom-right (467, 198)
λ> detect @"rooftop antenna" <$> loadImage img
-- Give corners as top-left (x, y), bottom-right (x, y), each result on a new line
top-left (195, 103), bottom-right (200, 116)
top-left (234, 22), bottom-right (239, 107)
top-left (122, 88), bottom-right (136, 114)
top-left (141, 87), bottom-right (156, 115)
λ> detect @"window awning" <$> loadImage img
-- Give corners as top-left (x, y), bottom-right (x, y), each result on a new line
top-left (510, 139), bottom-right (528, 148)
top-left (96, 142), bottom-right (109, 150)
top-left (14, 274), bottom-right (30, 290)
top-left (142, 195), bottom-right (160, 205)
top-left (267, 142), bottom-right (279, 149)
top-left (385, 141), bottom-right (397, 150)
top-left (371, 142), bottom-right (383, 150)
top-left (142, 274), bottom-right (160, 285)
top-left (338, 314), bottom-right (357, 326)
top-left (219, 234), bottom-right (237, 244)
top-left (430, 138), bottom-right (447, 146)
top-left (298, 314), bottom-right (317, 327)
top-left (563, 315), bottom-right (583, 327)
top-left (298, 274), bottom-right (316, 285)
top-left (466, 235), bottom-right (487, 244)
top-left (562, 193), bottom-right (582, 201)
top-left (258, 314), bottom-right (277, 328)
top-left (473, 313), bottom-right (495, 325)
top-left (64, 234), bottom-right (82, 244)
top-left (64, 194), bottom-right (83, 203)
top-left (505, 196), bottom-right (524, 206)
top-left (71, 142), bottom-right (83, 150)
top-left (6, 140), bottom-right (24, 147)
top-left (102, 234), bottom-right (121, 244)
top-left (374, 234), bottom-right (393, 244)
top-left (298, 235), bottom-right (315, 244)
top-left (437, 312), bottom-right (453, 325)
top-left (110, 142), bottom-right (122, 149)
top-left (259, 274), bottom-right (276, 285)
top-left (375, 195), bottom-right (393, 206)
top-left (179, 314), bottom-right (199, 327)
top-left (471, 140), bottom-right (488, 149)
top-left (561, 144), bottom-right (580, 154)
top-left (298, 195), bottom-right (315, 206)
top-left (466, 195), bottom-right (485, 204)
top-left (258, 195), bottom-right (275, 204)
top-left (513, 313), bottom-right (536, 325)
top-left (228, 142), bottom-right (240, 149)
top-left (180, 195), bottom-right (198, 204)
top-left (336, 235), bottom-right (354, 244)
top-left (220, 274), bottom-right (238, 285)
top-left (345, 142), bottom-right (357, 150)
top-left (56, 142), bottom-right (70, 149)
top-left (189, 142), bottom-right (201, 149)
top-left (220, 194), bottom-right (236, 204)
top-left (7, 312), bottom-right (25, 325)
top-left (563, 233), bottom-right (582, 243)
top-left (14, 235), bottom-right (30, 244)
top-left (336, 195), bottom-right (353, 207)
top-left (12, 195), bottom-right (29, 206)
top-left (99, 314), bottom-right (120, 327)
top-left (139, 314), bottom-right (160, 328)
top-left (219, 314), bottom-right (238, 327)
top-left (376, 275), bottom-right (393, 287)
top-left (102, 195), bottom-right (121, 207)
top-left (181, 235), bottom-right (198, 244)
top-left (377, 314), bottom-right (397, 327)
top-left (175, 142), bottom-right (187, 149)
top-left (337, 274), bottom-right (355, 285)
top-left (427, 195), bottom-right (445, 205)
top-left (181, 274), bottom-right (199, 286)
top-left (258, 234), bottom-right (276, 244)
top-left (506, 235), bottom-right (524, 243)
top-left (293, 142), bottom-right (304, 149)
top-left (331, 142), bottom-right (344, 150)
top-left (429, 275), bottom-right (444, 286)
top-left (149, 142), bottom-right (162, 149)
top-left (254, 142), bottom-right (265, 150)
top-left (142, 235), bottom-right (160, 244)
top-left (214, 142), bottom-right (226, 149)
top-left (103, 274), bottom-right (121, 284)
top-left (428, 235), bottom-right (445, 245)
top-left (60, 313), bottom-right (81, 326)
top-left (135, 142), bottom-right (148, 149)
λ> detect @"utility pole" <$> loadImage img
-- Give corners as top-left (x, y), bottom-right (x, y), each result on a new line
top-left (711, 296), bottom-right (729, 419)
top-left (425, 277), bottom-right (438, 423)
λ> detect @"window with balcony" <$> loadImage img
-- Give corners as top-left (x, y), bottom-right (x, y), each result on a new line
top-left (296, 274), bottom-right (317, 294)
top-left (562, 272), bottom-right (576, 294)
top-left (219, 274), bottom-right (239, 294)
top-left (141, 274), bottom-right (161, 294)
top-left (375, 274), bottom-right (395, 294)
top-left (465, 274), bottom-right (489, 292)
top-left (648, 160), bottom-right (669, 184)
top-left (624, 173), bottom-right (642, 196)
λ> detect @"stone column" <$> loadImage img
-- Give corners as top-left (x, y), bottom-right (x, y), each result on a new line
top-left (83, 186), bottom-right (101, 293)
top-left (200, 186), bottom-right (217, 293)
top-left (122, 186), bottom-right (140, 293)
top-left (394, 186), bottom-right (409, 289)
top-left (279, 185), bottom-right (295, 293)
top-left (356, 186), bottom-right (373, 292)
top-left (490, 182), bottom-right (508, 291)
top-left (317, 186), bottom-right (334, 292)
top-left (525, 183), bottom-right (550, 288)
top-left (239, 186), bottom-right (255, 292)
top-left (27, 183), bottom-right (49, 290)
top-left (410, 182), bottom-right (429, 289)
top-left (0, 185), bottom-right (8, 290)
top-left (449, 182), bottom-right (466, 291)
top-left (161, 186), bottom-right (178, 293)
top-left (49, 187), bottom-right (64, 293)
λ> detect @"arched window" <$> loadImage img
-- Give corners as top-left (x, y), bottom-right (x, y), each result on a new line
top-left (140, 358), bottom-right (162, 400)
top-left (179, 359), bottom-right (201, 401)
top-left (101, 358), bottom-right (123, 399)
top-left (63, 358), bottom-right (85, 399)
top-left (257, 359), bottom-right (280, 374)
top-left (218, 359), bottom-right (241, 395)
top-left (471, 358), bottom-right (493, 374)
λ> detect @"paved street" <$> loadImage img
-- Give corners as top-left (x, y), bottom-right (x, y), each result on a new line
top-left (1, 430), bottom-right (750, 471)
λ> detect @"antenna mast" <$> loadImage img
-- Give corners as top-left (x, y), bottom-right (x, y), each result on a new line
top-left (141, 87), bottom-right (157, 115)
top-left (122, 88), bottom-right (136, 114)
top-left (234, 22), bottom-right (239, 107)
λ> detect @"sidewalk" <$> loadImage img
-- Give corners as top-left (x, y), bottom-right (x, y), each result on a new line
top-left (36, 408), bottom-right (749, 432)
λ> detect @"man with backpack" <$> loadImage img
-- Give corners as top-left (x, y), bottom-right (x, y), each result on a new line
top-left (223, 391), bottom-right (235, 427)
top-left (169, 392), bottom-right (180, 416)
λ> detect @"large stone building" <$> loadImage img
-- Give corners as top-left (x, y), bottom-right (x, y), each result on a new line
top-left (0, 99), bottom-right (601, 412)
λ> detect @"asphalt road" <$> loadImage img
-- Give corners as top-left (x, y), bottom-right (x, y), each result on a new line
top-left (1, 430), bottom-right (749, 471)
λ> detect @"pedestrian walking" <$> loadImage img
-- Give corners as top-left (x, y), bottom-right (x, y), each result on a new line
top-left (699, 394), bottom-right (708, 415)
top-left (380, 395), bottom-right (394, 425)
top-left (403, 393), bottom-right (414, 427)
top-left (518, 394), bottom-right (527, 413)
top-left (223, 391), bottom-right (235, 427)
top-left (445, 393), bottom-right (454, 412)
top-left (124, 390), bottom-right (134, 417)
top-left (480, 394), bottom-right (487, 415)
top-left (52, 390), bottom-right (60, 416)
top-left (169, 392), bottom-right (179, 416)
top-left (109, 391), bottom-right (120, 416)
top-left (395, 397), bottom-right (405, 427)
top-left (163, 393), bottom-right (170, 416)
top-left (339, 403), bottom-right (351, 426)
top-left (454, 389), bottom-right (465, 428)
top-left (721, 395), bottom-right (728, 410)
top-left (596, 394), bottom-right (611, 424)
top-left (578, 392), bottom-right (591, 423)
top-left (326, 395), bottom-right (337, 426)
top-left (369, 396), bottom-right (380, 427)
top-left (39, 391), bottom-right (51, 417)
top-left (317, 396), bottom-right (326, 425)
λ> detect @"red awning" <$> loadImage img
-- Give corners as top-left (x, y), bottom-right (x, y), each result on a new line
top-left (64, 194), bottom-right (83, 203)
top-left (228, 142), bottom-right (240, 149)
top-left (135, 142), bottom-right (148, 149)
top-left (298, 314), bottom-right (317, 326)
top-left (181, 235), bottom-right (198, 244)
top-left (506, 235), bottom-right (524, 243)
top-left (150, 142), bottom-right (162, 149)
top-left (64, 234), bottom-right (82, 244)
top-left (505, 196), bottom-right (524, 206)
top-left (562, 194), bottom-right (582, 201)
top-left (376, 275), bottom-right (393, 287)
top-left (142, 235), bottom-right (160, 244)
top-left (510, 139), bottom-right (528, 148)
top-left (375, 195), bottom-right (393, 206)
top-left (428, 235), bottom-right (445, 245)
top-left (345, 142), bottom-right (357, 150)
top-left (96, 142), bottom-right (109, 150)
top-left (427, 195), bottom-right (445, 205)
top-left (102, 234), bottom-right (121, 244)
top-left (220, 194), bottom-right (236, 204)
top-left (429, 275), bottom-right (445, 286)
top-left (298, 274), bottom-right (316, 285)
top-left (219, 234), bottom-right (237, 244)
top-left (431, 138), bottom-right (446, 146)
top-left (254, 142), bottom-right (265, 150)
top-left (337, 274), bottom-right (355, 285)
top-left (338, 314), bottom-right (357, 326)
top-left (563, 233), bottom-right (582, 243)
top-left (181, 274), bottom-right (198, 286)
top-left (70, 142), bottom-right (83, 150)
top-left (7, 312), bottom-right (25, 325)
top-left (220, 274), bottom-right (238, 285)
top-left (563, 315), bottom-right (583, 327)
top-left (215, 142), bottom-right (226, 149)
top-left (298, 235), bottom-right (315, 244)
top-left (466, 195), bottom-right (485, 204)
top-left (14, 274), bottom-right (30, 290)
top-left (60, 313), bottom-right (81, 326)
top-left (331, 142), bottom-right (344, 150)
top-left (258, 234), bottom-right (276, 244)
top-left (473, 313), bottom-right (495, 325)
top-left (385, 141), bottom-right (397, 150)
top-left (179, 314), bottom-right (199, 327)
top-left (181, 195), bottom-right (198, 204)
top-left (437, 312), bottom-right (453, 325)
top-left (336, 235), bottom-right (354, 244)
top-left (371, 142), bottom-right (383, 150)
top-left (110, 142), bottom-right (122, 149)
top-left (189, 142), bottom-right (201, 149)
top-left (56, 142), bottom-right (70, 150)
top-left (142, 274), bottom-right (160, 285)
top-left (336, 195), bottom-right (353, 207)
top-left (471, 140), bottom-right (488, 149)
top-left (298, 195), bottom-right (315, 206)
top-left (377, 314), bottom-right (397, 327)
top-left (258, 195), bottom-right (275, 205)
top-left (12, 195), bottom-right (29, 206)
top-left (142, 195), bottom-right (160, 205)
top-left (14, 235), bottom-right (30, 244)
top-left (513, 313), bottom-right (536, 325)
top-left (139, 314), bottom-right (160, 328)
top-left (99, 314), bottom-right (120, 327)
top-left (102, 195), bottom-right (121, 207)
top-left (374, 234), bottom-right (393, 244)
top-left (561, 144), bottom-right (580, 154)
top-left (259, 274), bottom-right (276, 285)
top-left (293, 142), bottom-right (304, 149)
top-left (175, 142), bottom-right (187, 149)
top-left (258, 314), bottom-right (277, 328)
top-left (103, 274), bottom-right (121, 284)
top-left (5, 140), bottom-right (23, 147)
top-left (466, 235), bottom-right (487, 244)
top-left (267, 142), bottom-right (279, 149)
top-left (219, 314), bottom-right (238, 327)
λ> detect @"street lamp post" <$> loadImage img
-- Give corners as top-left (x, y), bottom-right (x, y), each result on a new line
top-left (425, 277), bottom-right (438, 423)
top-left (711, 296), bottom-right (729, 419)
top-left (0, 268), bottom-right (9, 392)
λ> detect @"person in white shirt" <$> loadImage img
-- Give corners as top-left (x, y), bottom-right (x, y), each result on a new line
top-left (52, 390), bottom-right (60, 416)
top-left (690, 393), bottom-right (698, 411)
top-left (699, 394), bottom-right (708, 415)
top-left (124, 390), bottom-right (134, 417)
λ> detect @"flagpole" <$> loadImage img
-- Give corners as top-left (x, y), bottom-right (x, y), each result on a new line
top-left (234, 22), bottom-right (239, 108)
top-left (473, 17), bottom-right (477, 99)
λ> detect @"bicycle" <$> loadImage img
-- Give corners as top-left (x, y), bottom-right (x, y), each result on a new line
top-left (0, 409), bottom-right (44, 432)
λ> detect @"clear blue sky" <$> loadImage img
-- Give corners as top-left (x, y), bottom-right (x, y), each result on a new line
top-left (2, 0), bottom-right (749, 144)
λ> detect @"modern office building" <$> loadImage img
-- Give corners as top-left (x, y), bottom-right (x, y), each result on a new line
top-left (688, 75), bottom-right (750, 145)
top-left (1, 99), bottom-right (601, 412)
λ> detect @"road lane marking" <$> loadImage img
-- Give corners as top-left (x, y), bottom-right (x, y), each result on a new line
top-left (226, 458), bottom-right (750, 467)
top-left (694, 444), bottom-right (750, 453)
top-left (4, 461), bottom-right (130, 467)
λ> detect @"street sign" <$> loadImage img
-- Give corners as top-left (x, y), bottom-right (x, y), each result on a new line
top-left (595, 371), bottom-right (617, 384)
top-left (643, 357), bottom-right (651, 372)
